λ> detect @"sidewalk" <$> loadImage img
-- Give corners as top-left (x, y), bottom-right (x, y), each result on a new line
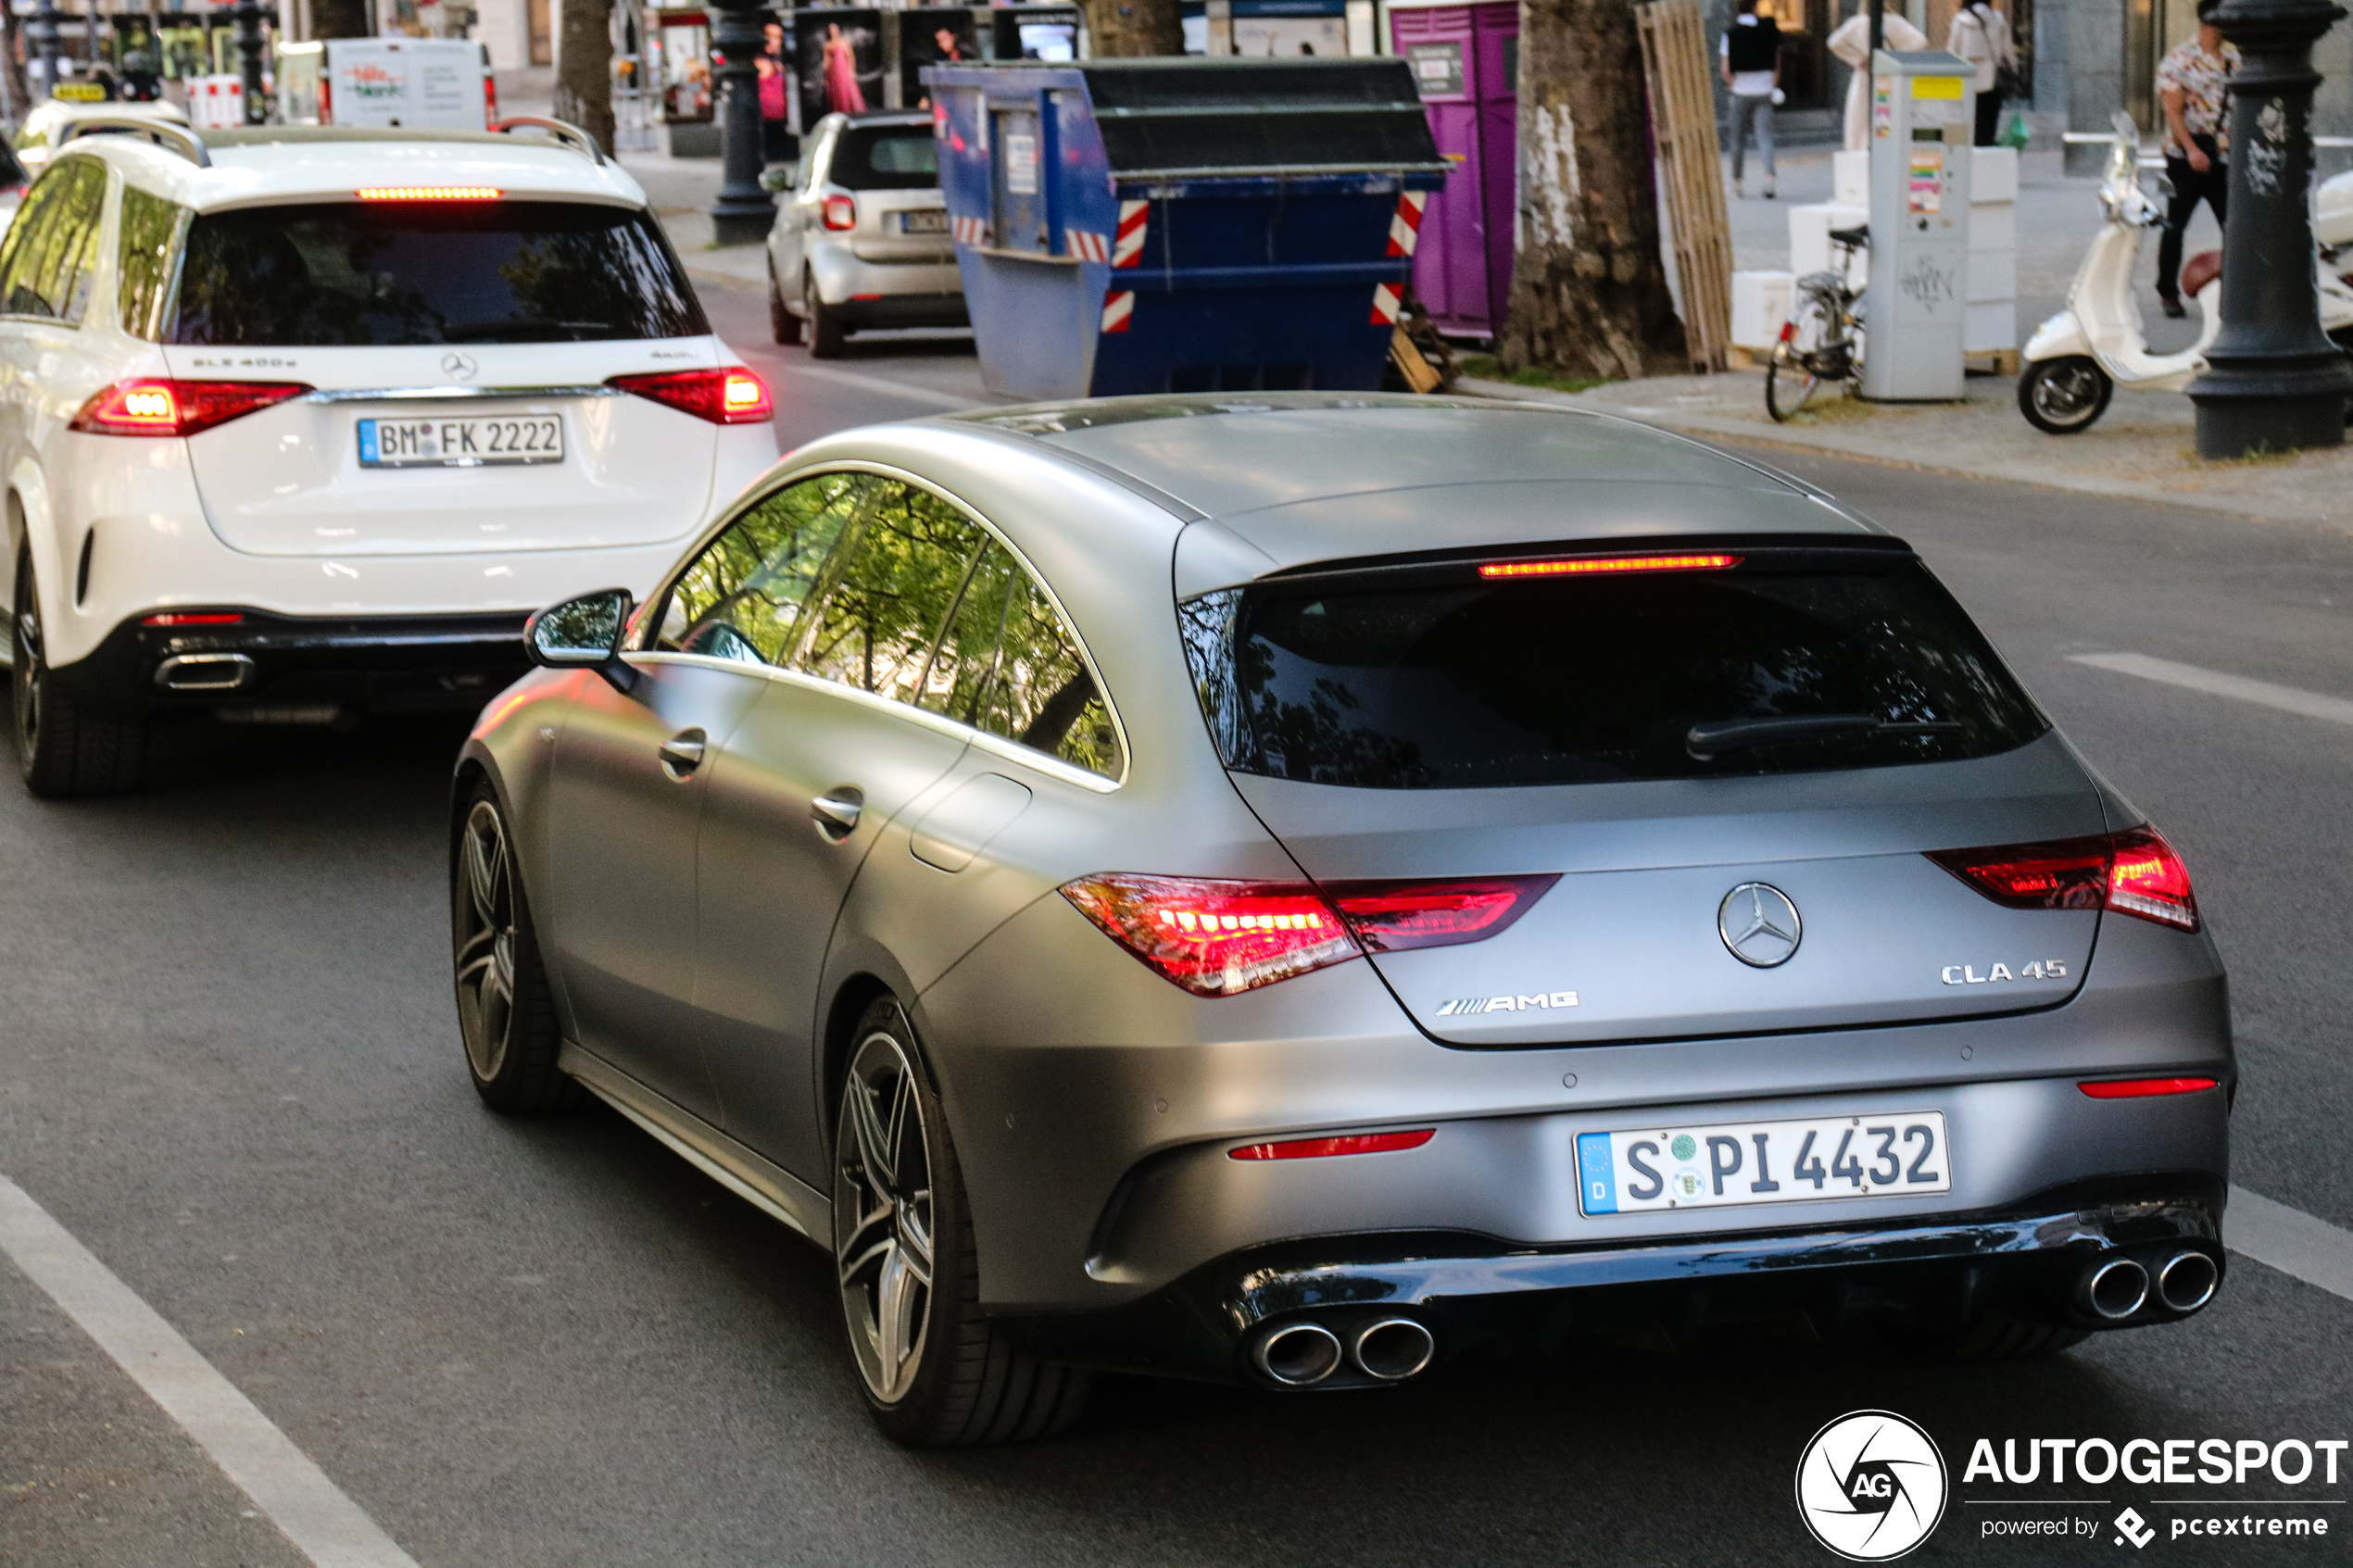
top-left (1456, 369), bottom-right (2353, 534)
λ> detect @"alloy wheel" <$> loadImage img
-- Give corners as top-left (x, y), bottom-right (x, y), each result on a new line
top-left (454, 798), bottom-right (520, 1083)
top-left (11, 569), bottom-right (42, 761)
top-left (835, 1027), bottom-right (935, 1405)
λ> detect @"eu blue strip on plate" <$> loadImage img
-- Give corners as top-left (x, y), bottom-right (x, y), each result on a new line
top-left (1577, 1132), bottom-right (1617, 1215)
top-left (358, 420), bottom-right (379, 464)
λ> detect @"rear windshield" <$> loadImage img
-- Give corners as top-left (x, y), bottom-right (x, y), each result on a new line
top-left (167, 200), bottom-right (708, 346)
top-left (830, 126), bottom-right (938, 190)
top-left (1178, 551), bottom-right (2047, 788)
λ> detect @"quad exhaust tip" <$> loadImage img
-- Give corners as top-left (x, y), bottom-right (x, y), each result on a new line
top-left (2083, 1256), bottom-right (2151, 1321)
top-left (1352, 1317), bottom-right (1436, 1382)
top-left (1253, 1322), bottom-right (1344, 1386)
top-left (2158, 1248), bottom-right (2219, 1313)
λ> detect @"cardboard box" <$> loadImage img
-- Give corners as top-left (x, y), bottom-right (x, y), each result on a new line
top-left (1968, 249), bottom-right (2016, 303)
top-left (1968, 202), bottom-right (2016, 253)
top-left (1790, 202), bottom-right (1870, 282)
top-left (1732, 270), bottom-right (1796, 349)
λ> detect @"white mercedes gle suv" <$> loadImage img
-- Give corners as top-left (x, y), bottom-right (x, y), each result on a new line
top-left (0, 117), bottom-right (778, 797)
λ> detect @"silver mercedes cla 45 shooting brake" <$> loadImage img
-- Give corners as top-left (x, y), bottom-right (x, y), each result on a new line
top-left (451, 395), bottom-right (2231, 1446)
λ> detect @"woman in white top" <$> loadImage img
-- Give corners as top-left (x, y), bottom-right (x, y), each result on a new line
top-left (1947, 0), bottom-right (2019, 145)
top-left (1827, 8), bottom-right (1928, 151)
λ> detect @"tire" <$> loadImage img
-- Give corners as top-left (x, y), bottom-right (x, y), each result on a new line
top-left (1765, 353), bottom-right (1820, 423)
top-left (11, 551), bottom-right (143, 798)
top-left (2018, 355), bottom-right (2113, 434)
top-left (1766, 292), bottom-right (1839, 423)
top-left (834, 999), bottom-right (1091, 1447)
top-left (804, 270), bottom-right (847, 359)
top-left (768, 256), bottom-right (802, 345)
top-left (1893, 1308), bottom-right (2088, 1364)
top-left (452, 783), bottom-right (573, 1112)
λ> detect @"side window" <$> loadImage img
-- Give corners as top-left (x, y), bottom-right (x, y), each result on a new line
top-left (116, 185), bottom-right (187, 341)
top-left (658, 470), bottom-right (865, 662)
top-left (976, 569), bottom-right (1124, 778)
top-left (0, 159), bottom-right (107, 324)
top-left (787, 477), bottom-right (991, 699)
top-left (0, 173), bottom-right (69, 318)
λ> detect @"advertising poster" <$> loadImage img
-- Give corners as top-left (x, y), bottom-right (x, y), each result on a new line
top-left (794, 9), bottom-right (883, 130)
top-left (901, 8), bottom-right (978, 110)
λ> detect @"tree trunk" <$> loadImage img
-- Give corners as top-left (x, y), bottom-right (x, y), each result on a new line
top-left (1502, 0), bottom-right (1686, 381)
top-left (1077, 0), bottom-right (1182, 57)
top-left (552, 0), bottom-right (616, 154)
top-left (0, 6), bottom-right (31, 120)
top-left (308, 0), bottom-right (374, 39)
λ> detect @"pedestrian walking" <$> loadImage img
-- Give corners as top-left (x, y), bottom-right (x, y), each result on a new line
top-left (1721, 0), bottom-right (1781, 199)
top-left (2155, 0), bottom-right (2237, 319)
top-left (1828, 6), bottom-right (1927, 151)
top-left (1946, 0), bottom-right (2018, 146)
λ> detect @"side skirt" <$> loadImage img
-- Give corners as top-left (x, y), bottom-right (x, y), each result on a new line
top-left (560, 1042), bottom-right (834, 1245)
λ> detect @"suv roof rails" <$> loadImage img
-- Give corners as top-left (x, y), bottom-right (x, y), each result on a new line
top-left (493, 116), bottom-right (606, 167)
top-left (53, 116), bottom-right (211, 168)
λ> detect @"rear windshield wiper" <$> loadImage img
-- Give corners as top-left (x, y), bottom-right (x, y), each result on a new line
top-left (1686, 714), bottom-right (1962, 761)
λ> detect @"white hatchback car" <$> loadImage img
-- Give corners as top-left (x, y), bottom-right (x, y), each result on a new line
top-left (766, 110), bottom-right (964, 358)
top-left (0, 118), bottom-right (777, 796)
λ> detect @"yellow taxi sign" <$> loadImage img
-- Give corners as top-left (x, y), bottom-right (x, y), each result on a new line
top-left (52, 82), bottom-right (106, 102)
top-left (1912, 75), bottom-right (1965, 99)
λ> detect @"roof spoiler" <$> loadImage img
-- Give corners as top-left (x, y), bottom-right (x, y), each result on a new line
top-left (53, 116), bottom-right (210, 168)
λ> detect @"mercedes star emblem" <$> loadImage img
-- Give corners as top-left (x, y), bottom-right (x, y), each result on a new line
top-left (1719, 883), bottom-right (1802, 968)
top-left (440, 351), bottom-right (479, 383)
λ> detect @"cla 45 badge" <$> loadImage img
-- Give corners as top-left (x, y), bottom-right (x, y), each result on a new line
top-left (1940, 960), bottom-right (2068, 985)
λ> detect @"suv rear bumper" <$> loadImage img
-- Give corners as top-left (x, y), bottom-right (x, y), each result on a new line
top-left (52, 608), bottom-right (531, 718)
top-left (1001, 1179), bottom-right (2228, 1387)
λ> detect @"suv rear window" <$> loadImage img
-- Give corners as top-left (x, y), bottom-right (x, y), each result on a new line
top-left (829, 126), bottom-right (937, 189)
top-left (1177, 549), bottom-right (2047, 788)
top-left (167, 200), bottom-right (708, 346)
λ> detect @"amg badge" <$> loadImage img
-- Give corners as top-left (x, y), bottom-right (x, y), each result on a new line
top-left (1435, 991), bottom-right (1579, 1016)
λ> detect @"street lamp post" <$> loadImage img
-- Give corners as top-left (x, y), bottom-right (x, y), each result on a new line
top-left (29, 0), bottom-right (62, 100)
top-left (233, 0), bottom-right (269, 124)
top-left (2185, 0), bottom-right (2353, 458)
top-left (706, 0), bottom-right (776, 245)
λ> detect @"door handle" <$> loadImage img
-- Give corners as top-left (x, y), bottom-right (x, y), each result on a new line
top-left (658, 730), bottom-right (707, 779)
top-left (812, 787), bottom-right (864, 841)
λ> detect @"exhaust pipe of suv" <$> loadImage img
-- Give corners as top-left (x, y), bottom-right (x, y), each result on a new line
top-left (2081, 1255), bottom-right (2151, 1321)
top-left (2157, 1249), bottom-right (2220, 1313)
top-left (1351, 1318), bottom-right (1436, 1382)
top-left (154, 652), bottom-right (255, 693)
top-left (1252, 1322), bottom-right (1344, 1386)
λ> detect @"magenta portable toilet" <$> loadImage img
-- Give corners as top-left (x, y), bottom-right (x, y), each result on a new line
top-left (1390, 2), bottom-right (1517, 338)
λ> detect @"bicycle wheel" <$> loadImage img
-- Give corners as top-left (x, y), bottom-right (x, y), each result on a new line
top-left (1766, 293), bottom-right (1836, 423)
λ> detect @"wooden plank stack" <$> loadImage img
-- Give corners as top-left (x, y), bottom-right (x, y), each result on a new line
top-left (1638, 0), bottom-right (1734, 373)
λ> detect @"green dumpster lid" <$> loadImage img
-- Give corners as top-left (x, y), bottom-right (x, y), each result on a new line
top-left (1075, 58), bottom-right (1447, 180)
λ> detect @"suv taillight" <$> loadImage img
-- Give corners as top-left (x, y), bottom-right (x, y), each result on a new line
top-left (823, 193), bottom-right (858, 231)
top-left (1058, 873), bottom-right (1556, 996)
top-left (1928, 826), bottom-right (2199, 932)
top-left (606, 367), bottom-right (773, 425)
top-left (70, 379), bottom-right (311, 438)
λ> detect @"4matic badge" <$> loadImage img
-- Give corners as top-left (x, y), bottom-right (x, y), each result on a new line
top-left (1434, 991), bottom-right (1578, 1017)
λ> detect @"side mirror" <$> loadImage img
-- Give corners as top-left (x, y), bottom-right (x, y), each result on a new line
top-left (524, 587), bottom-right (636, 690)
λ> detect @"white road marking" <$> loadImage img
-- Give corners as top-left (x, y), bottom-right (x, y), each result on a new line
top-left (781, 360), bottom-right (976, 410)
top-left (2228, 1185), bottom-right (2353, 1303)
top-left (2070, 652), bottom-right (2353, 727)
top-left (0, 1175), bottom-right (422, 1568)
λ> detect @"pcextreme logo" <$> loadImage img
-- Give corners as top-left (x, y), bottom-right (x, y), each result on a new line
top-left (1795, 1410), bottom-right (1949, 1561)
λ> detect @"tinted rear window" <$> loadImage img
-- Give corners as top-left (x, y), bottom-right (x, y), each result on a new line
top-left (1178, 552), bottom-right (2047, 788)
top-left (168, 200), bottom-right (708, 346)
top-left (830, 126), bottom-right (938, 189)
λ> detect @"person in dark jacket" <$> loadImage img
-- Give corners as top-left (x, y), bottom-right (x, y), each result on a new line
top-left (1720, 0), bottom-right (1781, 198)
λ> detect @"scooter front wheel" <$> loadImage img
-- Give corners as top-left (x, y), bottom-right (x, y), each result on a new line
top-left (2018, 356), bottom-right (2113, 434)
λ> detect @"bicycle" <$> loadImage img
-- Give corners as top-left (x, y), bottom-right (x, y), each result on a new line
top-left (1767, 225), bottom-right (1868, 422)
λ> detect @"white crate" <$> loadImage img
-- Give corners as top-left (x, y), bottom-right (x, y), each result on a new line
top-left (1967, 249), bottom-right (2016, 303)
top-left (1790, 202), bottom-right (1870, 282)
top-left (1970, 145), bottom-right (2020, 204)
top-left (1969, 202), bottom-right (2016, 253)
top-left (1967, 299), bottom-right (2017, 353)
top-left (1732, 270), bottom-right (1795, 349)
top-left (1834, 149), bottom-right (1869, 207)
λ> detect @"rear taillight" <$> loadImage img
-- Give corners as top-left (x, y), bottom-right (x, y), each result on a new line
top-left (1323, 875), bottom-right (1557, 952)
top-left (606, 367), bottom-right (773, 426)
top-left (71, 379), bottom-right (310, 438)
top-left (1928, 826), bottom-right (2199, 932)
top-left (823, 193), bottom-right (858, 231)
top-left (1229, 1130), bottom-right (1435, 1160)
top-left (142, 612), bottom-right (244, 627)
top-left (2079, 1077), bottom-right (2219, 1098)
top-left (1058, 872), bottom-right (1556, 996)
top-left (484, 73), bottom-right (498, 131)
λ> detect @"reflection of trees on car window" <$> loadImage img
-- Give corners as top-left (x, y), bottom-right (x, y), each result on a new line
top-left (667, 470), bottom-right (863, 660)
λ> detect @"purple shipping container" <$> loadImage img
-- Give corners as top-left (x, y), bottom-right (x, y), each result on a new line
top-left (1390, 2), bottom-right (1517, 339)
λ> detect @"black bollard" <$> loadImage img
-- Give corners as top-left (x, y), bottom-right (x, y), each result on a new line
top-left (29, 0), bottom-right (59, 98)
top-left (233, 0), bottom-right (268, 124)
top-left (708, 0), bottom-right (778, 246)
top-left (2186, 0), bottom-right (2353, 458)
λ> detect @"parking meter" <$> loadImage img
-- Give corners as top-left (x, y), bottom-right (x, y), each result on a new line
top-left (1862, 49), bottom-right (1974, 401)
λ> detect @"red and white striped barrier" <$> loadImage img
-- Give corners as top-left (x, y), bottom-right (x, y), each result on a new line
top-left (951, 215), bottom-right (989, 246)
top-left (1101, 289), bottom-right (1135, 333)
top-left (1385, 191), bottom-right (1428, 258)
top-left (1066, 229), bottom-right (1112, 262)
top-left (1113, 200), bottom-right (1149, 269)
top-left (1369, 282), bottom-right (1403, 326)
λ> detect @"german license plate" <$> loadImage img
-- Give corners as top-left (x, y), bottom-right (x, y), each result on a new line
top-left (1577, 1111), bottom-right (1950, 1215)
top-left (358, 415), bottom-right (563, 469)
top-left (900, 209), bottom-right (950, 234)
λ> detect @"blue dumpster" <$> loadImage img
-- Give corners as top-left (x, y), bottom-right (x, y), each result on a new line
top-left (924, 58), bottom-right (1449, 398)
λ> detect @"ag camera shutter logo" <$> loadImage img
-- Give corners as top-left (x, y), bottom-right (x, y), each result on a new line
top-left (1795, 1410), bottom-right (1948, 1561)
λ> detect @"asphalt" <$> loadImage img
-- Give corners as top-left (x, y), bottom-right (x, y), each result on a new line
top-left (2, 276), bottom-right (2350, 1568)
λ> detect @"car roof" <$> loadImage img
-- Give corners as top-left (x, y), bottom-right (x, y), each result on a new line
top-left (57, 127), bottom-right (648, 211)
top-left (952, 395), bottom-right (1882, 571)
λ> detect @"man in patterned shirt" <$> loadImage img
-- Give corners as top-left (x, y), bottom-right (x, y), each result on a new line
top-left (2155, 0), bottom-right (2239, 317)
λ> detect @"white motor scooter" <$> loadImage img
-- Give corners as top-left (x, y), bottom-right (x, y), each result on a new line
top-left (2019, 112), bottom-right (2353, 433)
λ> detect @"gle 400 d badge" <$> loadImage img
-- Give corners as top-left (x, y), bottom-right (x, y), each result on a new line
top-left (1795, 1410), bottom-right (1948, 1561)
